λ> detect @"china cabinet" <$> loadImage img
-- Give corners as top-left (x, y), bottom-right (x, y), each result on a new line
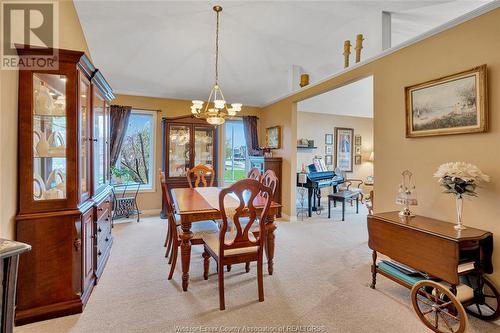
top-left (15, 46), bottom-right (114, 325)
top-left (161, 115), bottom-right (218, 216)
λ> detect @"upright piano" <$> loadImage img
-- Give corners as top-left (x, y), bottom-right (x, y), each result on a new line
top-left (297, 165), bottom-right (344, 217)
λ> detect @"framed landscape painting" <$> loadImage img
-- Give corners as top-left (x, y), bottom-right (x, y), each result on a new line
top-left (405, 65), bottom-right (487, 138)
top-left (334, 127), bottom-right (354, 172)
top-left (266, 126), bottom-right (281, 149)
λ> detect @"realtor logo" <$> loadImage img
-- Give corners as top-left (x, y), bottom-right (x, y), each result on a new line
top-left (1, 1), bottom-right (59, 70)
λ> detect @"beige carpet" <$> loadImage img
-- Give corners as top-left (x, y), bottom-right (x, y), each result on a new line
top-left (15, 205), bottom-right (499, 333)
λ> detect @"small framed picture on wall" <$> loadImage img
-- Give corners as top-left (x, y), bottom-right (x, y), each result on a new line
top-left (355, 146), bottom-right (361, 155)
top-left (355, 155), bottom-right (362, 165)
top-left (355, 135), bottom-right (362, 146)
top-left (325, 155), bottom-right (333, 165)
top-left (325, 145), bottom-right (333, 154)
top-left (325, 133), bottom-right (333, 145)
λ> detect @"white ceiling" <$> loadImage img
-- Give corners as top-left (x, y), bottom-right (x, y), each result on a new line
top-left (74, 0), bottom-right (492, 107)
top-left (297, 76), bottom-right (373, 118)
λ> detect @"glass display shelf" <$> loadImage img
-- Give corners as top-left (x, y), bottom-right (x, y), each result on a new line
top-left (80, 78), bottom-right (90, 198)
top-left (168, 125), bottom-right (191, 177)
top-left (33, 73), bottom-right (67, 201)
top-left (194, 127), bottom-right (214, 167)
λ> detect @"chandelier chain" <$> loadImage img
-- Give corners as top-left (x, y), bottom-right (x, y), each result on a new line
top-left (190, 5), bottom-right (241, 126)
top-left (215, 9), bottom-right (220, 85)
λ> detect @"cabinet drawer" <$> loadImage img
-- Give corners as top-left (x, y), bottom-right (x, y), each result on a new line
top-left (96, 219), bottom-right (110, 243)
top-left (96, 197), bottom-right (112, 221)
top-left (96, 233), bottom-right (111, 266)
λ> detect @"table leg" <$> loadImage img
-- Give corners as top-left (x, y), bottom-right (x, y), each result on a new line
top-left (356, 196), bottom-right (359, 214)
top-left (370, 250), bottom-right (377, 289)
top-left (328, 197), bottom-right (331, 219)
top-left (342, 200), bottom-right (345, 221)
top-left (265, 215), bottom-right (277, 275)
top-left (180, 220), bottom-right (193, 291)
top-left (308, 188), bottom-right (312, 217)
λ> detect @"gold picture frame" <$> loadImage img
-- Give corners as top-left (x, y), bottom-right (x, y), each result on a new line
top-left (405, 65), bottom-right (487, 138)
top-left (266, 126), bottom-right (281, 149)
top-left (334, 127), bottom-right (354, 172)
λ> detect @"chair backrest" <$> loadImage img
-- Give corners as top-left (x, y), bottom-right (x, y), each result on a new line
top-left (367, 190), bottom-right (374, 215)
top-left (218, 179), bottom-right (273, 258)
top-left (247, 167), bottom-right (261, 181)
top-left (261, 169), bottom-right (278, 197)
top-left (187, 164), bottom-right (214, 188)
top-left (159, 169), bottom-right (166, 183)
top-left (160, 172), bottom-right (177, 230)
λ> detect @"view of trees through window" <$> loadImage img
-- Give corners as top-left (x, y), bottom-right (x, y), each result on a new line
top-left (224, 120), bottom-right (247, 183)
top-left (112, 111), bottom-right (155, 189)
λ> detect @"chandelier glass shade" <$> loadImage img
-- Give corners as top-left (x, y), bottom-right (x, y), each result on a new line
top-left (191, 5), bottom-right (241, 126)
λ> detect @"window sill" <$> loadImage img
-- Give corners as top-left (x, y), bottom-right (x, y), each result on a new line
top-left (122, 188), bottom-right (156, 194)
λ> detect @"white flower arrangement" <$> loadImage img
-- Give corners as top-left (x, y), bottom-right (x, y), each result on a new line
top-left (433, 162), bottom-right (490, 198)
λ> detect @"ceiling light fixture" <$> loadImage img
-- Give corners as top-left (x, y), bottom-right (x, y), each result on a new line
top-left (190, 5), bottom-right (242, 126)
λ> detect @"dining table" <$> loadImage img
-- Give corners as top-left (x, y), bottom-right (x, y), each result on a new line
top-left (171, 187), bottom-right (281, 292)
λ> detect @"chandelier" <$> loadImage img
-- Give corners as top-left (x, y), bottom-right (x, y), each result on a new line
top-left (190, 5), bottom-right (242, 126)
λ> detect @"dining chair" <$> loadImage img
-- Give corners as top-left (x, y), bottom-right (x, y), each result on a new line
top-left (247, 167), bottom-right (261, 181)
top-left (160, 180), bottom-right (219, 279)
top-left (239, 169), bottom-right (278, 272)
top-left (159, 170), bottom-right (169, 248)
top-left (366, 190), bottom-right (374, 215)
top-left (261, 169), bottom-right (278, 197)
top-left (187, 164), bottom-right (214, 188)
top-left (201, 178), bottom-right (273, 310)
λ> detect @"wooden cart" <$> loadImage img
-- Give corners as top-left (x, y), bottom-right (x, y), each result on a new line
top-left (368, 212), bottom-right (499, 333)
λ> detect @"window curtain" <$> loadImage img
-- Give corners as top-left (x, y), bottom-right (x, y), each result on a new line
top-left (242, 115), bottom-right (262, 156)
top-left (109, 105), bottom-right (132, 167)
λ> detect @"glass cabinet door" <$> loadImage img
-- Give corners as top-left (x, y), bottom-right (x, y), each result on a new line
top-left (194, 126), bottom-right (214, 167)
top-left (93, 91), bottom-right (106, 191)
top-left (168, 125), bottom-right (191, 177)
top-left (79, 77), bottom-right (90, 200)
top-left (33, 73), bottom-right (67, 201)
top-left (104, 102), bottom-right (110, 184)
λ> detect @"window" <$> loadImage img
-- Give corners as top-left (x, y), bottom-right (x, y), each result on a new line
top-left (224, 120), bottom-right (248, 183)
top-left (112, 109), bottom-right (156, 190)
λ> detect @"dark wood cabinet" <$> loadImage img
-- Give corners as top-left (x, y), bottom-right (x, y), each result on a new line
top-left (82, 209), bottom-right (94, 298)
top-left (249, 156), bottom-right (282, 217)
top-left (161, 115), bottom-right (218, 215)
top-left (15, 46), bottom-right (114, 325)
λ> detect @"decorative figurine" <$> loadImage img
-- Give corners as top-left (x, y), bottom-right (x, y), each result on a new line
top-left (343, 40), bottom-right (351, 68)
top-left (355, 34), bottom-right (364, 63)
top-left (299, 74), bottom-right (309, 88)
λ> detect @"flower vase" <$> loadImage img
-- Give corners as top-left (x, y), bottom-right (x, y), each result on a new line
top-left (454, 196), bottom-right (466, 230)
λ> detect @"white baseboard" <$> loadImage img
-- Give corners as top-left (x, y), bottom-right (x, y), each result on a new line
top-left (141, 208), bottom-right (162, 216)
top-left (277, 213), bottom-right (297, 222)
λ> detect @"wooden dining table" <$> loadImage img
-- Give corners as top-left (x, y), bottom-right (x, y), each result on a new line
top-left (171, 187), bottom-right (281, 292)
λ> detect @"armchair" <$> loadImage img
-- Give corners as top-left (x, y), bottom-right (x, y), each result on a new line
top-left (336, 170), bottom-right (364, 203)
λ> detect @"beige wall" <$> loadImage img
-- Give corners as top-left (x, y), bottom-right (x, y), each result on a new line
top-left (297, 112), bottom-right (373, 178)
top-left (0, 0), bottom-right (91, 238)
top-left (112, 94), bottom-right (261, 212)
top-left (261, 8), bottom-right (500, 285)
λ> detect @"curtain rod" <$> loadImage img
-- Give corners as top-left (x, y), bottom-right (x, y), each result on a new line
top-left (132, 107), bottom-right (161, 112)
top-left (230, 114), bottom-right (259, 119)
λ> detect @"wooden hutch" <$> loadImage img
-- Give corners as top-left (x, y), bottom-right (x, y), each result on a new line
top-left (15, 46), bottom-right (114, 325)
top-left (161, 115), bottom-right (218, 216)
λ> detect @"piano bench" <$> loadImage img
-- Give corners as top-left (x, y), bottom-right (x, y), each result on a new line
top-left (328, 191), bottom-right (360, 221)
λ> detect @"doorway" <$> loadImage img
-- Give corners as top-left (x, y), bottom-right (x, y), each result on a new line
top-left (295, 76), bottom-right (374, 221)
